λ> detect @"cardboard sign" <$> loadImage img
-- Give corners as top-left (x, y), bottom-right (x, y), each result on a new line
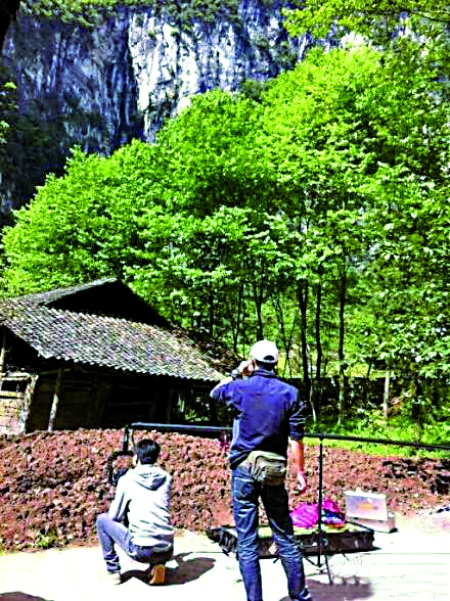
top-left (344, 490), bottom-right (389, 521)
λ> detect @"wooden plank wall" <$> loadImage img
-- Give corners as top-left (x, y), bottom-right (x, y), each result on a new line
top-left (26, 369), bottom-right (182, 431)
top-left (0, 367), bottom-right (215, 434)
top-left (25, 374), bottom-right (55, 432)
top-left (99, 378), bottom-right (174, 429)
top-left (0, 395), bottom-right (24, 433)
top-left (0, 374), bottom-right (31, 435)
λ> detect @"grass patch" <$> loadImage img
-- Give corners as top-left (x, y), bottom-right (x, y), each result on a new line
top-left (306, 416), bottom-right (450, 459)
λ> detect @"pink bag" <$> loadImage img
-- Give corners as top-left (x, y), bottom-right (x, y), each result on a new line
top-left (322, 497), bottom-right (346, 527)
top-left (290, 496), bottom-right (346, 529)
top-left (290, 502), bottom-right (319, 528)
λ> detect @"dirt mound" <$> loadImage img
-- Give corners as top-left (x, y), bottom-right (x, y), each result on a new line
top-left (0, 429), bottom-right (448, 552)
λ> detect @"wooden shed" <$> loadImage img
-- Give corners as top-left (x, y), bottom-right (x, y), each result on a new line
top-left (0, 279), bottom-right (224, 434)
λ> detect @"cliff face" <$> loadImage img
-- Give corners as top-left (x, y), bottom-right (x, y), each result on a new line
top-left (1, 1), bottom-right (304, 209)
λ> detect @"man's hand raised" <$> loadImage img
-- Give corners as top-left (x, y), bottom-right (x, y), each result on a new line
top-left (297, 471), bottom-right (308, 494)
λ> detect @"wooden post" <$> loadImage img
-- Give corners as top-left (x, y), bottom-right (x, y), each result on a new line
top-left (48, 368), bottom-right (64, 432)
top-left (0, 329), bottom-right (7, 376)
top-left (383, 370), bottom-right (390, 420)
top-left (209, 396), bottom-right (218, 426)
top-left (20, 374), bottom-right (39, 433)
top-left (165, 388), bottom-right (174, 423)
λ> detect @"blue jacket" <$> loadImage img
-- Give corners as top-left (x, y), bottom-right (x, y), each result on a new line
top-left (210, 370), bottom-right (306, 470)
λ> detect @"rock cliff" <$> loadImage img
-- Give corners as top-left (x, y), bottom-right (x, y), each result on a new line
top-left (1, 1), bottom-right (306, 208)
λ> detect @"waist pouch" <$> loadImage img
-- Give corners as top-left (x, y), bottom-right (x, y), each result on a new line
top-left (244, 450), bottom-right (287, 486)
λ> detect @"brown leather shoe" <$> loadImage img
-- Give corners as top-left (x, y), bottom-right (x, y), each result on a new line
top-left (149, 564), bottom-right (166, 585)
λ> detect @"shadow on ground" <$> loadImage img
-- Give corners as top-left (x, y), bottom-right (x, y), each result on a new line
top-left (310, 579), bottom-right (374, 600)
top-left (0, 595), bottom-right (55, 601)
top-left (121, 553), bottom-right (215, 586)
top-left (278, 579), bottom-right (374, 601)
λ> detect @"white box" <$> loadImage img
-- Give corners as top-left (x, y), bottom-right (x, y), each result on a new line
top-left (344, 490), bottom-right (396, 533)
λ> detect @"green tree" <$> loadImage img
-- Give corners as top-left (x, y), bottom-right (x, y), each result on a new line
top-left (1, 142), bottom-right (168, 293)
top-left (285, 0), bottom-right (450, 40)
top-left (4, 39), bottom-right (450, 426)
top-left (250, 42), bottom-right (450, 412)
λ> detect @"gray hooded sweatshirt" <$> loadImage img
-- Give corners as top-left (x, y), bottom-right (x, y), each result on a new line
top-left (109, 463), bottom-right (174, 548)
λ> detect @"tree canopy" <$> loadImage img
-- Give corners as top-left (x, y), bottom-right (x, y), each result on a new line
top-left (285, 0), bottom-right (450, 38)
top-left (3, 37), bottom-right (450, 427)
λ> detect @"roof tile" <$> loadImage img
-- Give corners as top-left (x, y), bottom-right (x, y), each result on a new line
top-left (0, 303), bottom-right (223, 382)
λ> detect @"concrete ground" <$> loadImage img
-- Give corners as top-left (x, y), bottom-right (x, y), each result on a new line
top-left (0, 514), bottom-right (449, 601)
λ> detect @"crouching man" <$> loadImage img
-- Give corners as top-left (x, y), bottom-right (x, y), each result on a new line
top-left (97, 438), bottom-right (174, 585)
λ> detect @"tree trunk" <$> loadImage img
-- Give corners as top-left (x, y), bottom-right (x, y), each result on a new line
top-left (315, 279), bottom-right (323, 381)
top-left (297, 280), bottom-right (311, 402)
top-left (252, 280), bottom-right (265, 340)
top-left (383, 370), bottom-right (390, 420)
top-left (312, 264), bottom-right (323, 419)
top-left (337, 264), bottom-right (347, 425)
top-left (226, 284), bottom-right (244, 354)
top-left (208, 293), bottom-right (214, 337)
top-left (270, 292), bottom-right (297, 377)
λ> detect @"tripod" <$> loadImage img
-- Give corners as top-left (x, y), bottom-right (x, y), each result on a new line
top-left (302, 436), bottom-right (333, 585)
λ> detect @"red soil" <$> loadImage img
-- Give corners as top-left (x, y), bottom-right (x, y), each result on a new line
top-left (0, 429), bottom-right (448, 552)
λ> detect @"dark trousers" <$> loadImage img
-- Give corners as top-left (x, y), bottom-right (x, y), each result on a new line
top-left (96, 513), bottom-right (172, 573)
top-left (232, 464), bottom-right (312, 601)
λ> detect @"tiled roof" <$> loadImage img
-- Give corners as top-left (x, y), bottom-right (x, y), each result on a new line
top-left (15, 278), bottom-right (118, 306)
top-left (0, 303), bottom-right (224, 382)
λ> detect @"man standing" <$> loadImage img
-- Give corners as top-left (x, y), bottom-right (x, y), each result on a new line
top-left (97, 438), bottom-right (174, 585)
top-left (210, 340), bottom-right (312, 601)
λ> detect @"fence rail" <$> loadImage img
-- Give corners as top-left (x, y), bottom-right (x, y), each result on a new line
top-left (121, 421), bottom-right (450, 453)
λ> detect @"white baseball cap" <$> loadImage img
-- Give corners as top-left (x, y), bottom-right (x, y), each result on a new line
top-left (250, 340), bottom-right (279, 364)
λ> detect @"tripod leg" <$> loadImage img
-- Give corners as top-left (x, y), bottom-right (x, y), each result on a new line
top-left (324, 552), bottom-right (333, 585)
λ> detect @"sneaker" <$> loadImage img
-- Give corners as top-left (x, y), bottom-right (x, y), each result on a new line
top-left (296, 588), bottom-right (312, 601)
top-left (148, 564), bottom-right (166, 585)
top-left (107, 571), bottom-right (122, 585)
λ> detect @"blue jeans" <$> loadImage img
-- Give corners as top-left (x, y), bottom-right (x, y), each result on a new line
top-left (96, 513), bottom-right (173, 573)
top-left (232, 464), bottom-right (311, 601)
